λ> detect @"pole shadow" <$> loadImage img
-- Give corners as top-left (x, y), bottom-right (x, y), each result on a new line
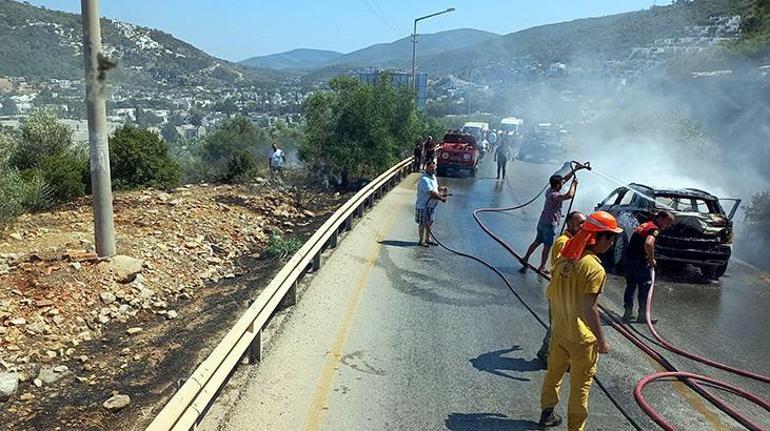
top-left (469, 345), bottom-right (545, 381)
top-left (445, 413), bottom-right (541, 431)
top-left (378, 239), bottom-right (419, 248)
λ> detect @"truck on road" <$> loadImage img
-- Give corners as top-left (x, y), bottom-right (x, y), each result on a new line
top-left (436, 132), bottom-right (481, 177)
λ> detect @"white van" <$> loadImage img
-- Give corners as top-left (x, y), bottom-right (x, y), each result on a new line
top-left (500, 117), bottom-right (524, 134)
top-left (461, 122), bottom-right (489, 141)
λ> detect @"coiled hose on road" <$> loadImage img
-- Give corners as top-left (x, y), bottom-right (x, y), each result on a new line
top-left (429, 161), bottom-right (769, 430)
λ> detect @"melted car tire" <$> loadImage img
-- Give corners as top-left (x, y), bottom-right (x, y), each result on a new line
top-left (701, 263), bottom-right (727, 281)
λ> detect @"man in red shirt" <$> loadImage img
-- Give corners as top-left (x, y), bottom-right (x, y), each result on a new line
top-left (622, 210), bottom-right (675, 322)
top-left (422, 136), bottom-right (436, 169)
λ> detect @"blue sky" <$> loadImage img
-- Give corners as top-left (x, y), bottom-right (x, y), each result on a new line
top-left (28, 1), bottom-right (655, 61)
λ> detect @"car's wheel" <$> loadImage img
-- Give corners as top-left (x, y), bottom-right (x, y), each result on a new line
top-left (701, 263), bottom-right (727, 281)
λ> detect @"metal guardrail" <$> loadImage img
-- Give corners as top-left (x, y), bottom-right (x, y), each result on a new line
top-left (147, 157), bottom-right (414, 430)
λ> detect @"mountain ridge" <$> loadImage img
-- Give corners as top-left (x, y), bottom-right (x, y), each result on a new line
top-left (240, 48), bottom-right (344, 71)
top-left (0, 0), bottom-right (274, 87)
top-left (239, 28), bottom-right (499, 72)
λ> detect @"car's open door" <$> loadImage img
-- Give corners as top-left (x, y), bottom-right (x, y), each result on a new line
top-left (719, 198), bottom-right (741, 220)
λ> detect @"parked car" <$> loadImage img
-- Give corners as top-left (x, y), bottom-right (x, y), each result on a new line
top-left (517, 123), bottom-right (566, 163)
top-left (595, 183), bottom-right (740, 280)
top-left (436, 132), bottom-right (480, 177)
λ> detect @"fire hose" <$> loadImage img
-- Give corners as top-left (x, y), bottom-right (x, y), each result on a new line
top-left (428, 160), bottom-right (769, 430)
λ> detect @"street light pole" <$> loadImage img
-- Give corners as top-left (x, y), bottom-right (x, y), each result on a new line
top-left (411, 7), bottom-right (455, 90)
top-left (81, 0), bottom-right (116, 257)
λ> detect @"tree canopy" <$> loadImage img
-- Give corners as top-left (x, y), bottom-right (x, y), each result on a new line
top-left (300, 75), bottom-right (426, 186)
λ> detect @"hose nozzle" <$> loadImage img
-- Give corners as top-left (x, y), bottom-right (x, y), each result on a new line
top-left (573, 160), bottom-right (592, 171)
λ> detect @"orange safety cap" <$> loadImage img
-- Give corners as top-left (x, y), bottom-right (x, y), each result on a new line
top-left (582, 211), bottom-right (624, 234)
top-left (560, 211), bottom-right (623, 261)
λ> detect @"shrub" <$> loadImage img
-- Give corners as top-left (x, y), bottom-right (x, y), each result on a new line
top-left (745, 191), bottom-right (770, 234)
top-left (0, 132), bottom-right (16, 166)
top-left (283, 165), bottom-right (311, 208)
top-left (263, 234), bottom-right (303, 261)
top-left (10, 110), bottom-right (74, 170)
top-left (0, 169), bottom-right (51, 225)
top-left (109, 124), bottom-right (181, 190)
top-left (36, 151), bottom-right (89, 203)
top-left (224, 150), bottom-right (258, 184)
top-left (201, 116), bottom-right (269, 179)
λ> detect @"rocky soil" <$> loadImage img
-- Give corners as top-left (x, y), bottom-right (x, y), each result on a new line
top-left (0, 181), bottom-right (345, 430)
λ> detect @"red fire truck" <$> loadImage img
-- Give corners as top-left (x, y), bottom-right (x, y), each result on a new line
top-left (436, 132), bottom-right (480, 177)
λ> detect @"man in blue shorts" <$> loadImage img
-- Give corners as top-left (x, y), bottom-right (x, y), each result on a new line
top-left (520, 173), bottom-right (578, 273)
top-left (415, 160), bottom-right (447, 247)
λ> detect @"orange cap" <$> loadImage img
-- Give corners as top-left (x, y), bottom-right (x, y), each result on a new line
top-left (582, 211), bottom-right (624, 234)
top-left (560, 211), bottom-right (623, 260)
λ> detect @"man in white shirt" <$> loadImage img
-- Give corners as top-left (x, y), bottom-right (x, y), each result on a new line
top-left (415, 160), bottom-right (448, 247)
top-left (269, 143), bottom-right (285, 179)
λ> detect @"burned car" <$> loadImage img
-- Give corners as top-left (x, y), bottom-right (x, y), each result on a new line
top-left (595, 183), bottom-right (740, 280)
top-left (517, 123), bottom-right (566, 163)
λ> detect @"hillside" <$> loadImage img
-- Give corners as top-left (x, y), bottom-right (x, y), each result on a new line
top-left (419, 0), bottom-right (758, 76)
top-left (0, 0), bottom-right (274, 87)
top-left (334, 28), bottom-right (498, 68)
top-left (243, 28), bottom-right (499, 74)
top-left (240, 48), bottom-right (343, 71)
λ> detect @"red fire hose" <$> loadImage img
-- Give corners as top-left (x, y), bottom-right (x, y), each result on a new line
top-left (430, 161), bottom-right (770, 430)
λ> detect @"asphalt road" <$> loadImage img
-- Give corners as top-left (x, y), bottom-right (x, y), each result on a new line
top-left (203, 154), bottom-right (769, 431)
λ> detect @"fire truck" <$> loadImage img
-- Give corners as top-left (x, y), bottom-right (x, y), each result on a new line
top-left (436, 132), bottom-right (480, 177)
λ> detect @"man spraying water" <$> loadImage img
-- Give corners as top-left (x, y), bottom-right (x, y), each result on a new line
top-left (520, 162), bottom-right (589, 273)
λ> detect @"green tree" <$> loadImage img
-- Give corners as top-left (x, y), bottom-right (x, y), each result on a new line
top-left (300, 76), bottom-right (425, 187)
top-left (135, 107), bottom-right (163, 127)
top-left (745, 191), bottom-right (770, 233)
top-left (189, 109), bottom-right (204, 127)
top-left (161, 122), bottom-right (181, 143)
top-left (10, 109), bottom-right (74, 170)
top-left (200, 116), bottom-right (268, 178)
top-left (0, 97), bottom-right (18, 116)
top-left (109, 124), bottom-right (181, 190)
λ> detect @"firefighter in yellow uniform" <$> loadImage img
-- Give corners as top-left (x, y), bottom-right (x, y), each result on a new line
top-left (539, 211), bottom-right (622, 430)
top-left (537, 211), bottom-right (587, 361)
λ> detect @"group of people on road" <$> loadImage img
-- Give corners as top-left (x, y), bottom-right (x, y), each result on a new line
top-left (411, 143), bottom-right (681, 429)
top-left (513, 165), bottom-right (675, 430)
top-left (412, 136), bottom-right (439, 173)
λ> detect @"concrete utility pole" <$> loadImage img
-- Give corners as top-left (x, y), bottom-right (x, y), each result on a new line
top-left (81, 0), bottom-right (116, 257)
top-left (411, 7), bottom-right (455, 90)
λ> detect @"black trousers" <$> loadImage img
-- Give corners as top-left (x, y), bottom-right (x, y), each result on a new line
top-left (496, 161), bottom-right (507, 178)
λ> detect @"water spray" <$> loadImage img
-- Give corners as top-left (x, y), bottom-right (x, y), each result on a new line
top-left (428, 160), bottom-right (769, 430)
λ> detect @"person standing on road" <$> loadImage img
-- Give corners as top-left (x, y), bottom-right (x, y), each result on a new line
top-left (412, 139), bottom-right (423, 173)
top-left (415, 160), bottom-right (447, 247)
top-left (423, 136), bottom-right (436, 169)
top-left (536, 211), bottom-right (587, 361)
top-left (622, 210), bottom-right (675, 322)
top-left (521, 172), bottom-right (579, 273)
top-left (494, 141), bottom-right (511, 180)
top-left (538, 211), bottom-right (621, 430)
top-left (269, 142), bottom-right (286, 180)
top-left (488, 129), bottom-right (498, 147)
